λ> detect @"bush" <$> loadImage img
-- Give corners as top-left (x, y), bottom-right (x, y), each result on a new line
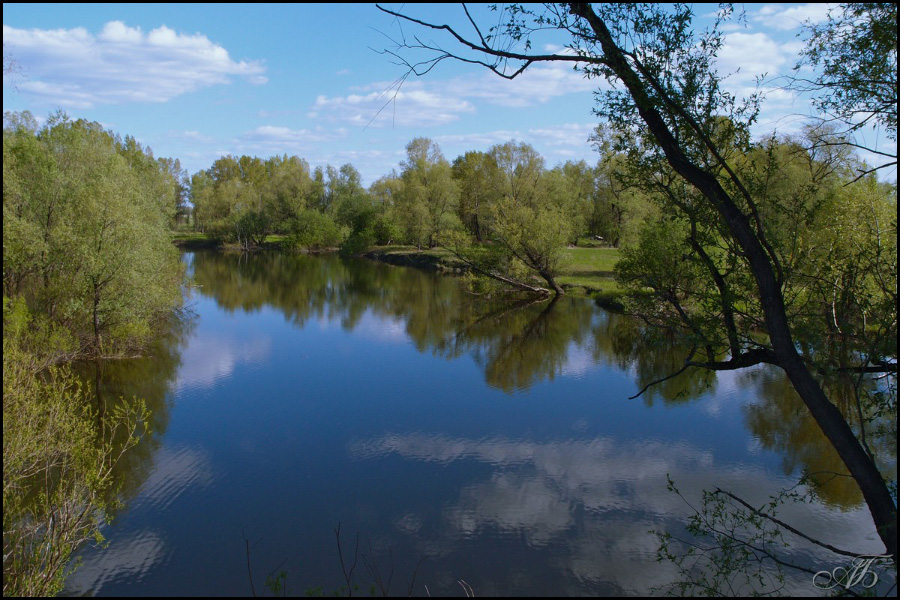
top-left (285, 210), bottom-right (346, 251)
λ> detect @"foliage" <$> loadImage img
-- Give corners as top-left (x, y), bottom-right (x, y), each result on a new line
top-left (3, 111), bottom-right (184, 356)
top-left (375, 0), bottom-right (898, 577)
top-left (395, 138), bottom-right (458, 249)
top-left (452, 151), bottom-right (494, 241)
top-left (441, 141), bottom-right (577, 295)
top-left (286, 209), bottom-right (347, 251)
top-left (796, 3), bottom-right (897, 145)
top-left (3, 112), bottom-right (184, 595)
top-left (3, 298), bottom-right (149, 597)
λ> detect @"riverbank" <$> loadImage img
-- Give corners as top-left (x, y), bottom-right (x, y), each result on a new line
top-left (171, 232), bottom-right (294, 251)
top-left (170, 233), bottom-right (627, 309)
top-left (364, 245), bottom-right (626, 309)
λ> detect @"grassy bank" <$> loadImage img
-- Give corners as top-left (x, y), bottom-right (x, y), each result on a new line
top-left (170, 234), bottom-right (626, 306)
top-left (364, 244), bottom-right (624, 301)
top-left (558, 246), bottom-right (621, 293)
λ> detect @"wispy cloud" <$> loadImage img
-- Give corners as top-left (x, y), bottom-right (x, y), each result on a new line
top-left (2, 21), bottom-right (267, 108)
top-left (233, 125), bottom-right (350, 157)
top-left (311, 56), bottom-right (598, 128)
top-left (309, 83), bottom-right (476, 128)
top-left (434, 123), bottom-right (597, 163)
top-left (751, 3), bottom-right (836, 31)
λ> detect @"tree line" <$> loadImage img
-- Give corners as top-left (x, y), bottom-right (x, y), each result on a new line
top-left (188, 135), bottom-right (657, 293)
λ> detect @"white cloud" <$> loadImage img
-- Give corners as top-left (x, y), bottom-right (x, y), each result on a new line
top-left (313, 57), bottom-right (598, 128)
top-left (241, 125), bottom-right (347, 146)
top-left (527, 122), bottom-right (596, 147)
top-left (2, 21), bottom-right (267, 108)
top-left (717, 32), bottom-right (790, 83)
top-left (311, 83), bottom-right (476, 128)
top-left (752, 4), bottom-right (837, 31)
top-left (449, 60), bottom-right (597, 108)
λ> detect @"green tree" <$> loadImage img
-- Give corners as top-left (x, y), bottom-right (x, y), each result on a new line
top-left (442, 141), bottom-right (572, 296)
top-left (377, 1), bottom-right (896, 565)
top-left (284, 209), bottom-right (346, 251)
top-left (262, 154), bottom-right (313, 232)
top-left (3, 111), bottom-right (186, 596)
top-left (396, 137), bottom-right (459, 249)
top-left (589, 126), bottom-right (654, 247)
top-left (547, 160), bottom-right (595, 245)
top-left (368, 171), bottom-right (404, 244)
top-left (452, 150), bottom-right (495, 241)
top-left (3, 112), bottom-right (183, 356)
top-left (487, 141), bottom-right (571, 295)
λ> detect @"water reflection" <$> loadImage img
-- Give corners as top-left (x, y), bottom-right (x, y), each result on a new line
top-left (190, 251), bottom-right (640, 394)
top-left (76, 311), bottom-right (194, 505)
top-left (741, 368), bottom-right (897, 509)
top-left (63, 251), bottom-right (894, 596)
top-left (191, 250), bottom-right (892, 507)
top-left (174, 332), bottom-right (271, 393)
top-left (351, 432), bottom-right (887, 595)
top-left (591, 313), bottom-right (718, 406)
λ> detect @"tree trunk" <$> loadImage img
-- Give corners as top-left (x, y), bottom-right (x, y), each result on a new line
top-left (570, 2), bottom-right (897, 559)
top-left (92, 283), bottom-right (102, 354)
top-left (538, 269), bottom-right (565, 296)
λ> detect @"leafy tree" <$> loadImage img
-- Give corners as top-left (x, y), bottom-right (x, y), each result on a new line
top-left (452, 150), bottom-right (495, 241)
top-left (547, 160), bottom-right (595, 245)
top-left (286, 209), bottom-right (346, 251)
top-left (190, 153), bottom-right (384, 251)
top-left (376, 1), bottom-right (897, 565)
top-left (793, 3), bottom-right (897, 180)
top-left (589, 126), bottom-right (654, 247)
top-left (2, 113), bottom-right (183, 594)
top-left (262, 154), bottom-right (313, 232)
top-left (396, 137), bottom-right (459, 249)
top-left (441, 141), bottom-right (573, 296)
top-left (189, 169), bottom-right (218, 233)
top-left (368, 171), bottom-right (404, 244)
top-left (158, 156), bottom-right (190, 227)
top-left (3, 112), bottom-right (183, 355)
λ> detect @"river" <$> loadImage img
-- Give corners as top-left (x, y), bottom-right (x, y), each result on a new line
top-left (63, 250), bottom-right (894, 596)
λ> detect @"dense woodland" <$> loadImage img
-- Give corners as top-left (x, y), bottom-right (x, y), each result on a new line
top-left (3, 2), bottom-right (897, 596)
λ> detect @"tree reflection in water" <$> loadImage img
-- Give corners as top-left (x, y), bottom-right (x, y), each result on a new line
top-left (64, 250), bottom-right (894, 596)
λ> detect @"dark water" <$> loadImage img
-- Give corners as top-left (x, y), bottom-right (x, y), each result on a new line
top-left (63, 251), bottom-right (893, 596)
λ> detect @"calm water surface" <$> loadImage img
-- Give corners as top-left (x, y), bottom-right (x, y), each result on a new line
top-left (63, 251), bottom-right (892, 596)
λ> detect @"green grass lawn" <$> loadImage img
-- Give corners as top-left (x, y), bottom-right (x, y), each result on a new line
top-left (172, 233), bottom-right (624, 297)
top-left (557, 246), bottom-right (621, 293)
top-left (370, 243), bottom-right (623, 294)
top-left (170, 231), bottom-right (210, 242)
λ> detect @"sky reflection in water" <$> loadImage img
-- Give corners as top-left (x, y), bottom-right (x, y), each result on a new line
top-left (63, 251), bottom-right (892, 597)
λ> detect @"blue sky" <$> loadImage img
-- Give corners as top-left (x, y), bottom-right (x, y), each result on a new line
top-left (4, 3), bottom-right (894, 185)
